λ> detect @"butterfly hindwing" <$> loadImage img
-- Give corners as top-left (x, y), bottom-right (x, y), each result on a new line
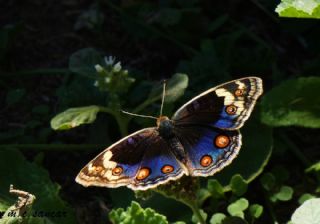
top-left (131, 133), bottom-right (187, 190)
top-left (172, 77), bottom-right (263, 130)
top-left (176, 126), bottom-right (241, 176)
top-left (76, 128), bottom-right (186, 190)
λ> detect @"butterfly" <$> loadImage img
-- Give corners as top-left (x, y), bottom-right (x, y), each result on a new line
top-left (75, 77), bottom-right (263, 190)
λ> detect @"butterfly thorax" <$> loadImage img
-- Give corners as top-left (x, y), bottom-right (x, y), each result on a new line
top-left (157, 116), bottom-right (175, 139)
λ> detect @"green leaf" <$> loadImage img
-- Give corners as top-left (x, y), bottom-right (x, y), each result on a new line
top-left (210, 213), bottom-right (226, 224)
top-left (147, 73), bottom-right (188, 104)
top-left (69, 48), bottom-right (103, 77)
top-left (276, 0), bottom-right (320, 19)
top-left (291, 198), bottom-right (320, 224)
top-left (306, 161), bottom-right (320, 173)
top-left (207, 179), bottom-right (225, 199)
top-left (230, 175), bottom-right (248, 197)
top-left (298, 194), bottom-right (316, 204)
top-left (261, 77), bottom-right (320, 128)
top-left (191, 209), bottom-right (207, 224)
top-left (109, 201), bottom-right (168, 224)
top-left (227, 198), bottom-right (249, 218)
top-left (260, 173), bottom-right (276, 191)
top-left (249, 204), bottom-right (263, 219)
top-left (215, 112), bottom-right (273, 186)
top-left (51, 105), bottom-right (101, 130)
top-left (0, 149), bottom-right (76, 224)
top-left (272, 185), bottom-right (294, 202)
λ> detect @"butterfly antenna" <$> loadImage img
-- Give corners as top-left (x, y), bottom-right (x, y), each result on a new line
top-left (160, 80), bottom-right (166, 117)
top-left (120, 110), bottom-right (158, 120)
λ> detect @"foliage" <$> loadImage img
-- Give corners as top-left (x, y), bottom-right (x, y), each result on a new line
top-left (291, 198), bottom-right (320, 224)
top-left (0, 149), bottom-right (76, 224)
top-left (261, 77), bottom-right (320, 128)
top-left (276, 0), bottom-right (320, 18)
top-left (109, 201), bottom-right (169, 224)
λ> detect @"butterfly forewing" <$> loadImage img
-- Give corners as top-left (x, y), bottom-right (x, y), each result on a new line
top-left (172, 77), bottom-right (263, 130)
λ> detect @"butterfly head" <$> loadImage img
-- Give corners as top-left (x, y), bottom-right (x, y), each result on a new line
top-left (157, 116), bottom-right (174, 139)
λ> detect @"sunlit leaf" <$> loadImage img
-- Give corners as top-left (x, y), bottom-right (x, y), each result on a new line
top-left (261, 77), bottom-right (320, 128)
top-left (276, 0), bottom-right (320, 19)
top-left (249, 204), bottom-right (263, 219)
top-left (272, 186), bottom-right (294, 202)
top-left (210, 213), bottom-right (226, 224)
top-left (51, 105), bottom-right (101, 130)
top-left (291, 198), bottom-right (320, 224)
top-left (109, 201), bottom-right (168, 224)
top-left (227, 198), bottom-right (249, 218)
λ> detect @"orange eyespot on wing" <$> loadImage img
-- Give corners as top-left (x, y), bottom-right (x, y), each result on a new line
top-left (161, 165), bottom-right (174, 174)
top-left (200, 155), bottom-right (213, 167)
top-left (136, 167), bottom-right (151, 180)
top-left (225, 105), bottom-right (237, 115)
top-left (214, 135), bottom-right (230, 148)
top-left (112, 166), bottom-right (123, 176)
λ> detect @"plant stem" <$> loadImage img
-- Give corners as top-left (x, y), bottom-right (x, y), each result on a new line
top-left (114, 113), bottom-right (129, 137)
top-left (188, 202), bottom-right (206, 224)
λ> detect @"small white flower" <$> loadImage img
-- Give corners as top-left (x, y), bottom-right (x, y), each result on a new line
top-left (104, 56), bottom-right (115, 66)
top-left (104, 77), bottom-right (111, 83)
top-left (94, 64), bottom-right (104, 73)
top-left (94, 80), bottom-right (99, 86)
top-left (113, 62), bottom-right (122, 72)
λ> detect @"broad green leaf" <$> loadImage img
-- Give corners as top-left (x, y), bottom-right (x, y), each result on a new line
top-left (0, 149), bottom-right (76, 224)
top-left (109, 201), bottom-right (168, 224)
top-left (276, 0), bottom-right (320, 19)
top-left (230, 175), bottom-right (248, 197)
top-left (271, 185), bottom-right (294, 202)
top-left (291, 198), bottom-right (320, 224)
top-left (147, 73), bottom-right (188, 104)
top-left (249, 204), bottom-right (263, 219)
top-left (227, 198), bottom-right (249, 218)
top-left (51, 105), bottom-right (101, 130)
top-left (207, 179), bottom-right (225, 199)
top-left (69, 48), bottom-right (103, 77)
top-left (215, 112), bottom-right (273, 187)
top-left (210, 213), bottom-right (226, 224)
top-left (261, 77), bottom-right (320, 128)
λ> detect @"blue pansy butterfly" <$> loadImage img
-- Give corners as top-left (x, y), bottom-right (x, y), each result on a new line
top-left (76, 77), bottom-right (263, 190)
